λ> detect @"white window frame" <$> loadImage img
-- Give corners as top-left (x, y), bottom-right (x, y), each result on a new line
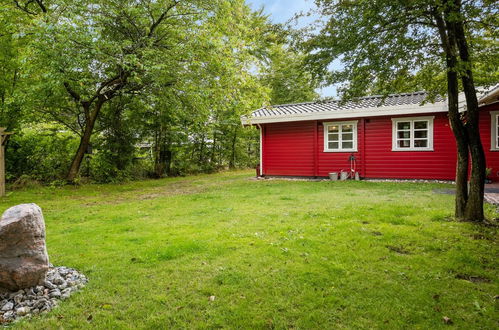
top-left (391, 116), bottom-right (434, 151)
top-left (323, 120), bottom-right (358, 152)
top-left (490, 111), bottom-right (499, 151)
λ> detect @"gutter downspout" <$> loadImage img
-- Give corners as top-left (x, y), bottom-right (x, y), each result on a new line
top-left (257, 124), bottom-right (263, 177)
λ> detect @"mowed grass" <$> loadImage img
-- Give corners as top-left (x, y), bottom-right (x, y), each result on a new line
top-left (0, 170), bottom-right (497, 329)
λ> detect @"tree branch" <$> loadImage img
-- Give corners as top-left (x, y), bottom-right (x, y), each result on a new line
top-left (148, 0), bottom-right (180, 38)
top-left (63, 82), bottom-right (81, 103)
top-left (34, 0), bottom-right (46, 13)
top-left (13, 0), bottom-right (46, 15)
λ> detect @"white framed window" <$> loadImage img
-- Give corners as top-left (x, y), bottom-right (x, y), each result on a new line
top-left (323, 121), bottom-right (358, 152)
top-left (392, 116), bottom-right (434, 151)
top-left (490, 111), bottom-right (499, 151)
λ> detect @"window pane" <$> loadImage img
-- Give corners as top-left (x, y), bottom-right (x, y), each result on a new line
top-left (414, 121), bottom-right (427, 129)
top-left (328, 125), bottom-right (339, 133)
top-left (328, 142), bottom-right (339, 149)
top-left (398, 140), bottom-right (410, 148)
top-left (342, 124), bottom-right (353, 132)
top-left (342, 133), bottom-right (353, 141)
top-left (328, 133), bottom-right (339, 141)
top-left (414, 139), bottom-right (428, 148)
top-left (397, 122), bottom-right (410, 130)
top-left (397, 131), bottom-right (410, 139)
top-left (414, 131), bottom-right (427, 139)
top-left (342, 141), bottom-right (353, 149)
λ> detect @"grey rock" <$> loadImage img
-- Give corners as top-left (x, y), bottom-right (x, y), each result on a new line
top-left (2, 310), bottom-right (15, 320)
top-left (0, 266), bottom-right (87, 323)
top-left (1, 301), bottom-right (13, 311)
top-left (49, 289), bottom-right (61, 298)
top-left (9, 290), bottom-right (23, 299)
top-left (51, 276), bottom-right (64, 285)
top-left (0, 204), bottom-right (49, 291)
top-left (14, 294), bottom-right (23, 304)
top-left (16, 306), bottom-right (30, 316)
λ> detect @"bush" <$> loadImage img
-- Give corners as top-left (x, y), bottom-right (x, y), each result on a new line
top-left (5, 126), bottom-right (79, 183)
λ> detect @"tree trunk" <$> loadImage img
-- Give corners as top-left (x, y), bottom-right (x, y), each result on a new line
top-left (453, 2), bottom-right (485, 221)
top-left (446, 55), bottom-right (468, 219)
top-left (465, 133), bottom-right (485, 220)
top-left (153, 121), bottom-right (163, 178)
top-left (154, 143), bottom-right (172, 178)
top-left (435, 4), bottom-right (469, 219)
top-left (164, 148), bottom-right (172, 176)
top-left (229, 125), bottom-right (238, 169)
top-left (434, 1), bottom-right (485, 221)
top-left (198, 136), bottom-right (205, 164)
top-left (462, 80), bottom-right (485, 221)
top-left (210, 132), bottom-right (217, 165)
top-left (66, 102), bottom-right (103, 182)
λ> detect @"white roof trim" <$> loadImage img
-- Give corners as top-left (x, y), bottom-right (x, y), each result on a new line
top-left (240, 88), bottom-right (499, 125)
top-left (478, 84), bottom-right (499, 105)
top-left (242, 101), bottom-right (449, 125)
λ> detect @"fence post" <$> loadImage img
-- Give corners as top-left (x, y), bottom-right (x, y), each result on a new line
top-left (0, 128), bottom-right (13, 197)
top-left (0, 128), bottom-right (5, 197)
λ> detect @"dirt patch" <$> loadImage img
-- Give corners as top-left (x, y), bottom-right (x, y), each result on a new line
top-left (433, 189), bottom-right (455, 195)
top-left (455, 273), bottom-right (491, 283)
top-left (137, 182), bottom-right (203, 200)
top-left (80, 179), bottom-right (237, 207)
top-left (470, 233), bottom-right (492, 240)
top-left (386, 245), bottom-right (411, 254)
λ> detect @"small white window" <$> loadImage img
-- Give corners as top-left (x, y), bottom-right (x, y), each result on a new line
top-left (324, 121), bottom-right (358, 152)
top-left (392, 116), bottom-right (434, 151)
top-left (490, 111), bottom-right (499, 151)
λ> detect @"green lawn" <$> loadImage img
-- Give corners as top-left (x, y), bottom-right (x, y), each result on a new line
top-left (1, 170), bottom-right (497, 329)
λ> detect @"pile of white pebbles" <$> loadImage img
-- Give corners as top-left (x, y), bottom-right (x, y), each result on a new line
top-left (0, 266), bottom-right (87, 324)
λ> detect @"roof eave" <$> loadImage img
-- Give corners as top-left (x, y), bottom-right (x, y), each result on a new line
top-left (242, 101), bottom-right (451, 125)
top-left (478, 84), bottom-right (499, 105)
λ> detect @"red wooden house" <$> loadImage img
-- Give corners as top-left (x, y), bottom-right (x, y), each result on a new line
top-left (242, 86), bottom-right (499, 181)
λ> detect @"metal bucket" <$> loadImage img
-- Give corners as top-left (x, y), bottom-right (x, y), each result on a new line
top-left (340, 171), bottom-right (348, 181)
top-left (329, 172), bottom-right (338, 181)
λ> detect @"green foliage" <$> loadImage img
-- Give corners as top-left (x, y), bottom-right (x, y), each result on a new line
top-left (0, 171), bottom-right (497, 328)
top-left (305, 0), bottom-right (498, 98)
top-left (5, 125), bottom-right (79, 183)
top-left (0, 0), bottom-right (319, 183)
top-left (262, 44), bottom-right (319, 104)
top-left (89, 97), bottom-right (142, 182)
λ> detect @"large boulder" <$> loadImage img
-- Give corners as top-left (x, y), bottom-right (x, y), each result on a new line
top-left (0, 204), bottom-right (49, 291)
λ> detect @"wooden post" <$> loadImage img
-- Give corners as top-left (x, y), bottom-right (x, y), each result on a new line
top-left (0, 128), bottom-right (5, 197)
top-left (0, 128), bottom-right (13, 197)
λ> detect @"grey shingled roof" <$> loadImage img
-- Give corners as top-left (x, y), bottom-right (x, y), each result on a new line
top-left (250, 91), bottom-right (445, 118)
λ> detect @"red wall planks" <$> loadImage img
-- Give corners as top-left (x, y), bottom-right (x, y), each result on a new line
top-left (480, 103), bottom-right (499, 181)
top-left (261, 103), bottom-right (499, 181)
top-left (263, 121), bottom-right (315, 176)
top-left (361, 113), bottom-right (457, 180)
